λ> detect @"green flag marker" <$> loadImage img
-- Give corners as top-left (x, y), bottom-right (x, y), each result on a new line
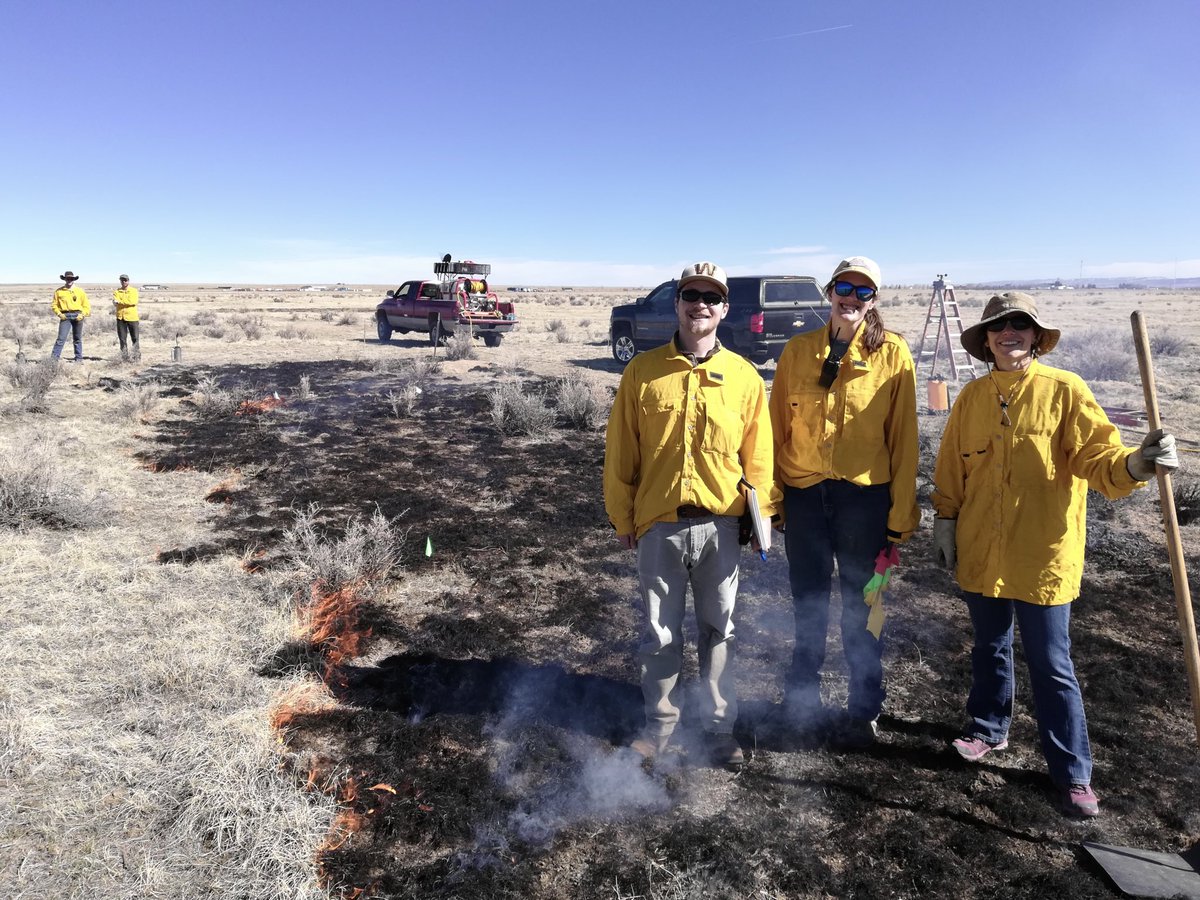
top-left (425, 537), bottom-right (433, 557)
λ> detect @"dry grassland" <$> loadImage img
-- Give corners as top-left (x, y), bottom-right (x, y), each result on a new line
top-left (1, 280), bottom-right (1197, 899)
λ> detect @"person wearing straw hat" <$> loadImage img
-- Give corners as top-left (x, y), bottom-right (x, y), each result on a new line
top-left (769, 255), bottom-right (919, 749)
top-left (51, 271), bottom-right (90, 362)
top-left (112, 274), bottom-right (141, 361)
top-left (932, 291), bottom-right (1178, 818)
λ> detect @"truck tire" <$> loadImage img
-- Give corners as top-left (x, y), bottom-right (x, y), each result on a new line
top-left (612, 328), bottom-right (636, 364)
top-left (376, 315), bottom-right (393, 343)
top-left (482, 332), bottom-right (502, 348)
top-left (429, 318), bottom-right (447, 346)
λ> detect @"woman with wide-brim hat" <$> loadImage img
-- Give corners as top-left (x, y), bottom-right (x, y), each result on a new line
top-left (931, 291), bottom-right (1178, 818)
top-left (51, 271), bottom-right (91, 362)
top-left (769, 256), bottom-right (919, 749)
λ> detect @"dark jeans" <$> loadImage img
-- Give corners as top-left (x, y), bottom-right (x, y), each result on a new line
top-left (117, 320), bottom-right (140, 358)
top-left (961, 592), bottom-right (1092, 785)
top-left (784, 480), bottom-right (891, 720)
top-left (52, 316), bottom-right (84, 360)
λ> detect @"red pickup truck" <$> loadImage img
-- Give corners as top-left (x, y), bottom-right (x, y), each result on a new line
top-left (375, 258), bottom-right (519, 347)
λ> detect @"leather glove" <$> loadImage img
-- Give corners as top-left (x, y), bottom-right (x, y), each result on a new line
top-left (1127, 428), bottom-right (1179, 480)
top-left (933, 518), bottom-right (957, 571)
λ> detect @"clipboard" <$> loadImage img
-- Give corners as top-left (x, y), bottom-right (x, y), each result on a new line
top-left (739, 478), bottom-right (771, 558)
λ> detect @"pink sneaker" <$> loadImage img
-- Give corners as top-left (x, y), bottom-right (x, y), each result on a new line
top-left (1060, 783), bottom-right (1101, 817)
top-left (951, 735), bottom-right (1009, 762)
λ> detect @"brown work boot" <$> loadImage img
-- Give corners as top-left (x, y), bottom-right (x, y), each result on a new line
top-left (629, 731), bottom-right (671, 760)
top-left (706, 732), bottom-right (745, 771)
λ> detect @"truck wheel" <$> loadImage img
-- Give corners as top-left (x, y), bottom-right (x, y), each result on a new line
top-left (612, 329), bottom-right (636, 364)
top-left (429, 319), bottom-right (447, 346)
top-left (376, 315), bottom-right (393, 343)
top-left (483, 332), bottom-right (502, 348)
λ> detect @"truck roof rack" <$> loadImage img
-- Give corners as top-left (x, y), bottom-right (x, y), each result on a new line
top-left (434, 260), bottom-right (491, 277)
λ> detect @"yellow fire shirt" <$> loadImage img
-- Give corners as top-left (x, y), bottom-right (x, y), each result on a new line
top-left (112, 286), bottom-right (140, 322)
top-left (932, 360), bottom-right (1140, 605)
top-left (52, 286), bottom-right (90, 319)
top-left (603, 342), bottom-right (777, 539)
top-left (770, 327), bottom-right (919, 540)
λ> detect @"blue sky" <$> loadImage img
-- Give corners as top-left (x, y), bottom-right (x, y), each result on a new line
top-left (4, 0), bottom-right (1197, 286)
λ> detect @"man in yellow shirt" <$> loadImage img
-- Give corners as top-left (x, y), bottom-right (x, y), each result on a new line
top-left (112, 274), bottom-right (141, 361)
top-left (51, 270), bottom-right (90, 362)
top-left (603, 261), bottom-right (776, 770)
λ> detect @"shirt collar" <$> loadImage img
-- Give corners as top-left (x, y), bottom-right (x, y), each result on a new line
top-left (672, 332), bottom-right (722, 366)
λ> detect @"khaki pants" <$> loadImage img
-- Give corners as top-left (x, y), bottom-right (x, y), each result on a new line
top-left (636, 516), bottom-right (740, 736)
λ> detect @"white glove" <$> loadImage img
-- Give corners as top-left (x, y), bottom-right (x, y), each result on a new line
top-left (933, 518), bottom-right (957, 571)
top-left (1127, 428), bottom-right (1179, 480)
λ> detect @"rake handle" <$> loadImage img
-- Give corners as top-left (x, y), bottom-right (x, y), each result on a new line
top-left (1131, 310), bottom-right (1200, 747)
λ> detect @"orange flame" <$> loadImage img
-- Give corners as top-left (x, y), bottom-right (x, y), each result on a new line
top-left (236, 395), bottom-right (286, 416)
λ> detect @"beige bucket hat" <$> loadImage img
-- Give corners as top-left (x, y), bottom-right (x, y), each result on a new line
top-left (961, 291), bottom-right (1061, 361)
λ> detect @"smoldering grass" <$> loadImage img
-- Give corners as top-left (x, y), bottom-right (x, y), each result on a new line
top-left (554, 371), bottom-right (605, 430)
top-left (489, 381), bottom-right (556, 436)
top-left (115, 380), bottom-right (163, 423)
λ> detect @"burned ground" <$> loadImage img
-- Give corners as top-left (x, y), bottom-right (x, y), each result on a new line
top-left (139, 358), bottom-right (1200, 900)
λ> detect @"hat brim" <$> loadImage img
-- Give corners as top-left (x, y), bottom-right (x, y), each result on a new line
top-left (677, 275), bottom-right (728, 297)
top-left (824, 265), bottom-right (880, 293)
top-left (961, 316), bottom-right (1061, 361)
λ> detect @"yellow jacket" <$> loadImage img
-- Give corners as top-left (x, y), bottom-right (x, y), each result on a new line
top-left (931, 360), bottom-right (1141, 605)
top-left (604, 340), bottom-right (777, 539)
top-left (770, 327), bottom-right (920, 541)
top-left (52, 286), bottom-right (90, 320)
top-left (112, 286), bottom-right (140, 322)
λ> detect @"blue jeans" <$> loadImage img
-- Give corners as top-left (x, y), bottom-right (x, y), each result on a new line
top-left (52, 317), bottom-right (84, 360)
top-left (962, 592), bottom-right (1092, 786)
top-left (784, 481), bottom-right (890, 720)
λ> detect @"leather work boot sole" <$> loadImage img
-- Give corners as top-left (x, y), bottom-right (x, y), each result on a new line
top-left (629, 732), bottom-right (671, 760)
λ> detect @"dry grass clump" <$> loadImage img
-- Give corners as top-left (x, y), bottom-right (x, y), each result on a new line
top-left (444, 328), bottom-right (478, 361)
top-left (231, 314), bottom-right (264, 340)
top-left (387, 384), bottom-right (422, 418)
top-left (280, 504), bottom-right (402, 602)
top-left (335, 312), bottom-right (358, 326)
top-left (0, 427), bottom-right (106, 528)
top-left (554, 372), bottom-right (605, 430)
top-left (191, 374), bottom-right (245, 418)
top-left (1174, 477), bottom-right (1200, 526)
top-left (1150, 331), bottom-right (1190, 357)
top-left (489, 381), bottom-right (556, 436)
top-left (150, 315), bottom-right (191, 340)
top-left (278, 325), bottom-right (314, 341)
top-left (5, 358), bottom-right (58, 413)
top-left (295, 374), bottom-right (313, 401)
top-left (190, 310), bottom-right (220, 326)
top-left (1055, 327), bottom-right (1136, 382)
top-left (204, 323), bottom-right (228, 339)
top-left (116, 380), bottom-right (164, 423)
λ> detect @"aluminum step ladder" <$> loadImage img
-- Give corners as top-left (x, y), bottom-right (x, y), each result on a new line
top-left (915, 274), bottom-right (979, 384)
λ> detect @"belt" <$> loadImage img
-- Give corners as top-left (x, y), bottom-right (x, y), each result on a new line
top-left (676, 504), bottom-right (713, 519)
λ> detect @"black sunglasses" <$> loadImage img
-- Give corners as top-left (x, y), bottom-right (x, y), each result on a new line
top-left (678, 288), bottom-right (726, 306)
top-left (832, 281), bottom-right (877, 302)
top-left (985, 315), bottom-right (1035, 333)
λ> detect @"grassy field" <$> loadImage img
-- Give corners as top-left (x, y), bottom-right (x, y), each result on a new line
top-left (1, 281), bottom-right (1198, 899)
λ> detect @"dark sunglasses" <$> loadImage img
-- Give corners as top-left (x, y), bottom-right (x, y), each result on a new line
top-left (832, 281), bottom-right (877, 302)
top-left (985, 315), bottom-right (1035, 333)
top-left (678, 288), bottom-right (726, 306)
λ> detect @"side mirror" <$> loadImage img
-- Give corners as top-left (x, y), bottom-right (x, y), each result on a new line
top-left (386, 290), bottom-right (395, 298)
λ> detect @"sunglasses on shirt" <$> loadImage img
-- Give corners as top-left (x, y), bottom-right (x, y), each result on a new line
top-left (678, 288), bottom-right (726, 306)
top-left (985, 315), bottom-right (1035, 333)
top-left (832, 281), bottom-right (877, 302)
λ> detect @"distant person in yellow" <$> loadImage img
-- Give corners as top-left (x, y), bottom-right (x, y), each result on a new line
top-left (112, 274), bottom-right (140, 361)
top-left (769, 255), bottom-right (919, 750)
top-left (51, 270), bottom-right (90, 362)
top-left (604, 261), bottom-right (777, 771)
top-left (932, 291), bottom-right (1178, 818)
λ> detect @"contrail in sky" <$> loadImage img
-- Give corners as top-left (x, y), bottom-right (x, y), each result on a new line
top-left (747, 24), bottom-right (854, 43)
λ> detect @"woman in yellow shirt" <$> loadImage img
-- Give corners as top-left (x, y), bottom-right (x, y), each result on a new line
top-left (932, 292), bottom-right (1177, 817)
top-left (770, 256), bottom-right (919, 749)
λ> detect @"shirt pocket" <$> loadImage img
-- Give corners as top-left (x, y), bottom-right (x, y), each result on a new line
top-left (639, 397), bottom-right (684, 455)
top-left (786, 390), bottom-right (825, 448)
top-left (700, 392), bottom-right (742, 458)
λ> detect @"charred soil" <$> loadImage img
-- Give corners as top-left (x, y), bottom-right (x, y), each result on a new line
top-left (140, 357), bottom-right (1200, 900)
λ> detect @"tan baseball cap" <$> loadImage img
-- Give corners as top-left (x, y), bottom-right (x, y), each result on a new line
top-left (824, 256), bottom-right (882, 293)
top-left (678, 261), bottom-right (728, 297)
